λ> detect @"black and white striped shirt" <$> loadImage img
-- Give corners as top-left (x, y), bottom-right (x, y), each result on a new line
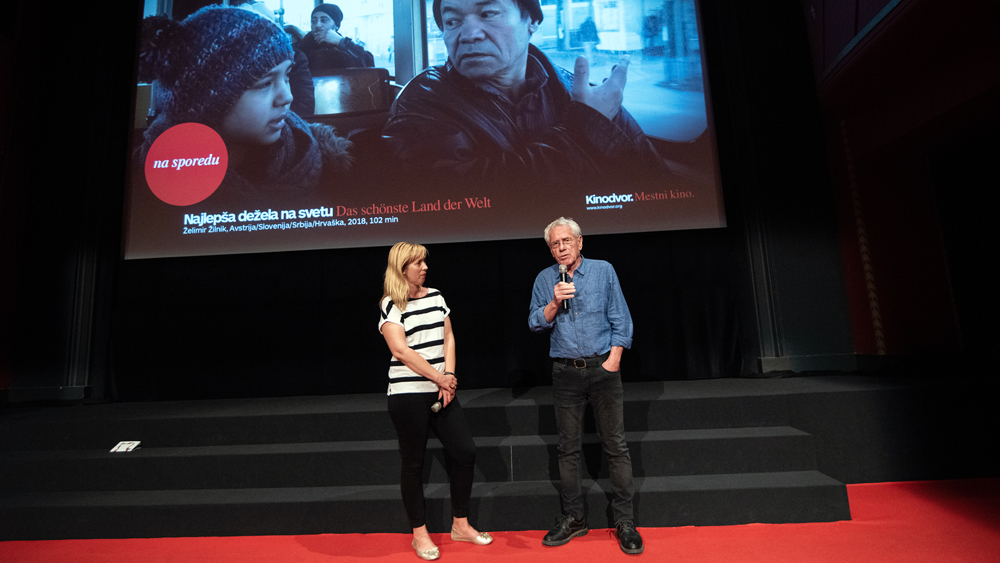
top-left (378, 289), bottom-right (450, 395)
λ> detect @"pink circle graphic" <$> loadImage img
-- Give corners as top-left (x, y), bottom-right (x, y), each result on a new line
top-left (144, 123), bottom-right (229, 206)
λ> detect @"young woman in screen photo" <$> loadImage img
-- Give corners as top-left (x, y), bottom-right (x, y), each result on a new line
top-left (378, 242), bottom-right (492, 560)
top-left (137, 5), bottom-right (351, 208)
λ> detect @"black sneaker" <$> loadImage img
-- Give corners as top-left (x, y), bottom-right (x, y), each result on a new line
top-left (542, 515), bottom-right (588, 546)
top-left (615, 520), bottom-right (644, 554)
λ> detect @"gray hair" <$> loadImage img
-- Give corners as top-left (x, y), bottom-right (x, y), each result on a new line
top-left (543, 217), bottom-right (581, 243)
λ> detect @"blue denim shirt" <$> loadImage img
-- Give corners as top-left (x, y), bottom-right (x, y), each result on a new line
top-left (529, 257), bottom-right (633, 359)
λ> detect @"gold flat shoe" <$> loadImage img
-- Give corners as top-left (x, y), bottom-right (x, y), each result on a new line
top-left (450, 528), bottom-right (494, 545)
top-left (411, 539), bottom-right (440, 560)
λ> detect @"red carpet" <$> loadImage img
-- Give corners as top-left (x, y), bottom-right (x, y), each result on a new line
top-left (3, 479), bottom-right (998, 562)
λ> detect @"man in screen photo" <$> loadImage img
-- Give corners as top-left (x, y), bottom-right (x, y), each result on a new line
top-left (381, 0), bottom-right (671, 193)
top-left (299, 3), bottom-right (376, 72)
top-left (528, 216), bottom-right (643, 555)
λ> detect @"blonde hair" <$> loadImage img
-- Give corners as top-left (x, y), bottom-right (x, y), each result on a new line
top-left (381, 242), bottom-right (428, 311)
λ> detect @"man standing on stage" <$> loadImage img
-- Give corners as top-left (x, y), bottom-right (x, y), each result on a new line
top-left (528, 217), bottom-right (643, 555)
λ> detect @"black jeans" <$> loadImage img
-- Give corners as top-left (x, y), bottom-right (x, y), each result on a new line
top-left (387, 392), bottom-right (476, 528)
top-left (552, 358), bottom-right (635, 522)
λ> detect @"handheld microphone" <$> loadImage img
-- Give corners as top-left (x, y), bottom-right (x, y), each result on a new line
top-left (559, 264), bottom-right (569, 310)
top-left (431, 401), bottom-right (443, 413)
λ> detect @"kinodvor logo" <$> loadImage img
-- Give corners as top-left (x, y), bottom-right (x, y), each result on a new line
top-left (585, 193), bottom-right (634, 205)
top-left (144, 123), bottom-right (229, 206)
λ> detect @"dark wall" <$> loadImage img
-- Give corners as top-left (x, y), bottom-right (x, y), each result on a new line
top-left (0, 32), bottom-right (14, 392)
top-left (702, 0), bottom-right (855, 371)
top-left (0, 2), bottom-right (136, 400)
top-left (2, 0), bottom-right (865, 402)
top-left (807, 0), bottom-right (1000, 362)
top-left (929, 120), bottom-right (1000, 368)
top-left (110, 229), bottom-right (743, 400)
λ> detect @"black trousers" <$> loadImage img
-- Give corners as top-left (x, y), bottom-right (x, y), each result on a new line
top-left (387, 392), bottom-right (476, 528)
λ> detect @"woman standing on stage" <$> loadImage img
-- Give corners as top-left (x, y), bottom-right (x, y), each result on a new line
top-left (378, 242), bottom-right (492, 560)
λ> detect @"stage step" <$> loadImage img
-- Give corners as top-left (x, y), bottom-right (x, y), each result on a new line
top-left (0, 471), bottom-right (849, 540)
top-left (0, 383), bottom-right (791, 451)
top-left (0, 380), bottom-right (861, 540)
top-left (0, 427), bottom-right (817, 492)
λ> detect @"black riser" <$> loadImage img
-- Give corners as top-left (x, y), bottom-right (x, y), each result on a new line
top-left (0, 393), bottom-right (793, 451)
top-left (1, 429), bottom-right (817, 492)
top-left (0, 472), bottom-right (848, 540)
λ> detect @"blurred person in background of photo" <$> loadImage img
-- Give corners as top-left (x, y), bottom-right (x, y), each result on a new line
top-left (299, 3), bottom-right (375, 71)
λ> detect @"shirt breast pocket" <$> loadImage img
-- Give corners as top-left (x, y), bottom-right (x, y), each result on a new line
top-left (579, 291), bottom-right (606, 314)
top-left (572, 293), bottom-right (605, 330)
